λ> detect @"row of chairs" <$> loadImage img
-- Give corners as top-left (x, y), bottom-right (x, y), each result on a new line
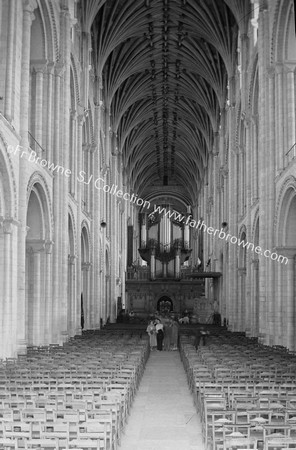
top-left (0, 332), bottom-right (150, 449)
top-left (180, 333), bottom-right (296, 450)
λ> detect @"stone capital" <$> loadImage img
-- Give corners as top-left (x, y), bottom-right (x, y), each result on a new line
top-left (90, 143), bottom-right (97, 153)
top-left (101, 164), bottom-right (109, 176)
top-left (60, 6), bottom-right (70, 19)
top-left (275, 63), bottom-right (284, 74)
top-left (98, 100), bottom-right (105, 110)
top-left (26, 239), bottom-right (46, 253)
top-left (68, 254), bottom-right (77, 265)
top-left (240, 33), bottom-right (248, 42)
top-left (266, 66), bottom-right (275, 78)
top-left (55, 63), bottom-right (65, 77)
top-left (251, 259), bottom-right (259, 268)
top-left (283, 62), bottom-right (296, 74)
top-left (44, 240), bottom-right (54, 254)
top-left (70, 109), bottom-right (77, 120)
top-left (243, 115), bottom-right (251, 128)
top-left (32, 60), bottom-right (48, 74)
top-left (82, 261), bottom-right (92, 271)
top-left (77, 115), bottom-right (86, 127)
top-left (82, 143), bottom-right (91, 152)
top-left (238, 144), bottom-right (245, 155)
top-left (220, 167), bottom-right (228, 178)
top-left (22, 0), bottom-right (38, 14)
top-left (0, 217), bottom-right (19, 233)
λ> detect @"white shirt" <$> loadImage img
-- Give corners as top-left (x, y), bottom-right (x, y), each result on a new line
top-left (155, 323), bottom-right (164, 332)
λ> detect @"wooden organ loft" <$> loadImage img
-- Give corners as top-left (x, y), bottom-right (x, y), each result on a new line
top-left (125, 203), bottom-right (221, 321)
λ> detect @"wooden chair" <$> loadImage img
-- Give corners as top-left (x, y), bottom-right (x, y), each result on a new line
top-left (3, 422), bottom-right (32, 440)
top-left (0, 438), bottom-right (17, 449)
top-left (23, 438), bottom-right (62, 449)
top-left (264, 436), bottom-right (296, 450)
top-left (67, 437), bottom-right (105, 449)
top-left (220, 435), bottom-right (258, 450)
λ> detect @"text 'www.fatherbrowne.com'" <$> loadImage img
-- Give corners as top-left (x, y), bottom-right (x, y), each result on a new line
top-left (152, 205), bottom-right (288, 265)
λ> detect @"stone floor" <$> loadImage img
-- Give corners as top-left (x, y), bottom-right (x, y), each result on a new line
top-left (118, 350), bottom-right (205, 450)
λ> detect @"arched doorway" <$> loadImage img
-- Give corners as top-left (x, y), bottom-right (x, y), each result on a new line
top-left (157, 296), bottom-right (173, 314)
top-left (26, 184), bottom-right (51, 346)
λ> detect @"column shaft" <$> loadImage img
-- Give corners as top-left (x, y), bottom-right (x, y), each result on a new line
top-left (4, 0), bottom-right (16, 120)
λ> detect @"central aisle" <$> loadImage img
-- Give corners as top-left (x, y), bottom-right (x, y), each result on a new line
top-left (119, 350), bottom-right (205, 450)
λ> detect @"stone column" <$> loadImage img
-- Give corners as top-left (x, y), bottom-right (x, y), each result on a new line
top-left (184, 221), bottom-right (190, 249)
top-left (17, 0), bottom-right (37, 354)
top-left (51, 64), bottom-right (63, 344)
top-left (141, 213), bottom-right (147, 247)
top-left (105, 274), bottom-right (110, 324)
top-left (250, 116), bottom-right (258, 202)
top-left (285, 254), bottom-right (295, 350)
top-left (69, 110), bottom-right (77, 196)
top-left (46, 63), bottom-right (54, 163)
top-left (32, 250), bottom-right (41, 345)
top-left (285, 64), bottom-right (296, 155)
top-left (75, 112), bottom-right (85, 335)
top-left (274, 247), bottom-right (296, 350)
top-left (20, 0), bottom-right (37, 141)
top-left (265, 68), bottom-right (276, 345)
top-left (150, 247), bottom-right (156, 280)
top-left (82, 262), bottom-right (91, 329)
top-left (2, 221), bottom-right (12, 357)
top-left (0, 222), bottom-right (4, 358)
top-left (275, 64), bottom-right (284, 173)
top-left (4, 0), bottom-right (16, 120)
top-left (256, 4), bottom-right (270, 343)
top-left (251, 259), bottom-right (259, 337)
top-left (61, 4), bottom-right (71, 345)
top-left (175, 247), bottom-right (181, 279)
top-left (32, 62), bottom-right (47, 154)
top-left (44, 241), bottom-right (53, 345)
top-left (274, 258), bottom-right (283, 345)
top-left (92, 104), bottom-right (101, 329)
top-left (227, 99), bottom-right (238, 331)
top-left (238, 268), bottom-right (246, 330)
top-left (67, 255), bottom-right (76, 337)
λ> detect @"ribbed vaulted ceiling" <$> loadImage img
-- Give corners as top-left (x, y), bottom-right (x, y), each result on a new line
top-left (82, 0), bottom-right (251, 207)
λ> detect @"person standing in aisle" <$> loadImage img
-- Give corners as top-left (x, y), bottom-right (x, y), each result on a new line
top-left (146, 320), bottom-right (157, 350)
top-left (155, 319), bottom-right (164, 351)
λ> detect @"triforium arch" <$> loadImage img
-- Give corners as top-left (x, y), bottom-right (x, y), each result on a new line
top-left (275, 178), bottom-right (296, 350)
top-left (271, 0), bottom-right (296, 64)
top-left (25, 177), bottom-right (53, 347)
